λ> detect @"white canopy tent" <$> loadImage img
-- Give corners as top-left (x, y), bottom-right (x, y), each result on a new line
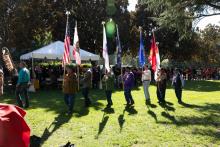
top-left (20, 41), bottom-right (100, 61)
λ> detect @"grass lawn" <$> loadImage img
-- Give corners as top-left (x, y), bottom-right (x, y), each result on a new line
top-left (1, 80), bottom-right (220, 147)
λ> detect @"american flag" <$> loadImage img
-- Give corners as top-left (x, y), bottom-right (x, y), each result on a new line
top-left (62, 17), bottom-right (71, 66)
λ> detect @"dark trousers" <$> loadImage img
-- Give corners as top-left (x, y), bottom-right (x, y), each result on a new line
top-left (175, 87), bottom-right (182, 101)
top-left (124, 88), bottom-right (134, 104)
top-left (157, 86), bottom-right (166, 103)
top-left (82, 87), bottom-right (91, 106)
top-left (64, 94), bottom-right (75, 112)
top-left (16, 83), bottom-right (29, 108)
top-left (105, 90), bottom-right (113, 105)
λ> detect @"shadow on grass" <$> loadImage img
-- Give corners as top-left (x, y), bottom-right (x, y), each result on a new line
top-left (159, 102), bottom-right (176, 112)
top-left (40, 113), bottom-right (72, 145)
top-left (118, 109), bottom-right (126, 132)
top-left (158, 102), bottom-right (220, 142)
top-left (95, 111), bottom-right (110, 139)
top-left (146, 105), bottom-right (157, 122)
top-left (181, 80), bottom-right (220, 92)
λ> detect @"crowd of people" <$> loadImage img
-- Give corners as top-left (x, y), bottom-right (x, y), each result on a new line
top-left (12, 61), bottom-right (187, 115)
top-left (9, 61), bottom-right (220, 114)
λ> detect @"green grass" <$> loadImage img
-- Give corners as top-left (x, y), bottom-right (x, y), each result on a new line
top-left (1, 81), bottom-right (220, 147)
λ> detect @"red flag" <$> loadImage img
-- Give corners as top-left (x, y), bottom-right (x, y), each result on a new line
top-left (149, 33), bottom-right (160, 79)
top-left (0, 104), bottom-right (30, 147)
top-left (62, 17), bottom-right (71, 66)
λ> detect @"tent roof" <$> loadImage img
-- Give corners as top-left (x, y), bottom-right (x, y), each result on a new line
top-left (20, 41), bottom-right (100, 61)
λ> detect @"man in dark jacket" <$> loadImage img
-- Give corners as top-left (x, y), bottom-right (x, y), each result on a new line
top-left (123, 67), bottom-right (135, 106)
top-left (172, 69), bottom-right (184, 103)
top-left (81, 68), bottom-right (92, 107)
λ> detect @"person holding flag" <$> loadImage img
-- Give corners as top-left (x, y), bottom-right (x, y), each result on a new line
top-left (138, 27), bottom-right (151, 105)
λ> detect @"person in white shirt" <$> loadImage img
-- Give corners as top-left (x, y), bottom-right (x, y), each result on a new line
top-left (142, 65), bottom-right (151, 105)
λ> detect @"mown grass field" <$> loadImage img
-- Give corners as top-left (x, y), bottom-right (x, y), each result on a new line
top-left (1, 81), bottom-right (220, 147)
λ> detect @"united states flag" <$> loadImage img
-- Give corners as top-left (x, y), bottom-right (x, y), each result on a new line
top-left (62, 18), bottom-right (71, 66)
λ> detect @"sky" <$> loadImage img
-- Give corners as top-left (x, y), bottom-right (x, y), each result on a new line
top-left (127, 0), bottom-right (220, 30)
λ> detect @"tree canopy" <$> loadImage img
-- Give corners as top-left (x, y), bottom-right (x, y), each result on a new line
top-left (0, 0), bottom-right (219, 64)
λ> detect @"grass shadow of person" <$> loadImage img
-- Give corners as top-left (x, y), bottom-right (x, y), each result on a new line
top-left (74, 107), bottom-right (89, 117)
top-left (118, 109), bottom-right (126, 133)
top-left (102, 106), bottom-right (115, 114)
top-left (161, 111), bottom-right (178, 124)
top-left (179, 101), bottom-right (201, 108)
top-left (125, 105), bottom-right (138, 115)
top-left (146, 105), bottom-right (157, 122)
top-left (95, 112), bottom-right (109, 139)
top-left (40, 113), bottom-right (72, 145)
top-left (165, 101), bottom-right (174, 106)
top-left (146, 102), bottom-right (157, 108)
top-left (159, 102), bottom-right (175, 112)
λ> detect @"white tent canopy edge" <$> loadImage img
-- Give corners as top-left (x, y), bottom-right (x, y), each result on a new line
top-left (20, 41), bottom-right (100, 61)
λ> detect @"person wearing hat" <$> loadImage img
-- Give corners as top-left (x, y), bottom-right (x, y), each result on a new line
top-left (16, 62), bottom-right (30, 108)
top-left (123, 67), bottom-right (135, 106)
top-left (63, 65), bottom-right (78, 114)
top-left (142, 64), bottom-right (151, 105)
top-left (172, 68), bottom-right (184, 103)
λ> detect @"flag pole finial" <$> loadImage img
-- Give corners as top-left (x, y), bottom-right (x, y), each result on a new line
top-left (65, 11), bottom-right (70, 16)
top-left (102, 21), bottom-right (105, 25)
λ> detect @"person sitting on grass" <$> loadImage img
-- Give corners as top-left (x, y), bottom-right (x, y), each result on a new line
top-left (63, 65), bottom-right (78, 115)
top-left (102, 70), bottom-right (115, 107)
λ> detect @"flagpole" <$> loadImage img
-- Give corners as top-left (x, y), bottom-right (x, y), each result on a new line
top-left (77, 65), bottom-right (80, 91)
top-left (63, 11), bottom-right (70, 85)
top-left (116, 24), bottom-right (124, 90)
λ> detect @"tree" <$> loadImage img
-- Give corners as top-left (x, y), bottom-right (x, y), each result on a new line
top-left (142, 0), bottom-right (220, 37)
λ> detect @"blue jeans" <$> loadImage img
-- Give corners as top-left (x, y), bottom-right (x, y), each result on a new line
top-left (64, 94), bottom-right (75, 112)
top-left (124, 88), bottom-right (134, 104)
top-left (105, 90), bottom-right (113, 105)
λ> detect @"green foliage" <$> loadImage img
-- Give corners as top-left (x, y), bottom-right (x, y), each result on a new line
top-left (33, 31), bottom-right (53, 49)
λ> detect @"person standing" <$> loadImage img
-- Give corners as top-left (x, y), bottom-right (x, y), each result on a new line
top-left (16, 62), bottom-right (30, 108)
top-left (81, 67), bottom-right (92, 107)
top-left (142, 65), bottom-right (151, 105)
top-left (172, 69), bottom-right (184, 103)
top-left (63, 66), bottom-right (78, 114)
top-left (156, 68), bottom-right (167, 104)
top-left (103, 71), bottom-right (115, 107)
top-left (123, 67), bottom-right (135, 106)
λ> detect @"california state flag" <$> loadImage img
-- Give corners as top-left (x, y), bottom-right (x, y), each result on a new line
top-left (73, 21), bottom-right (81, 65)
top-left (149, 33), bottom-right (160, 80)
